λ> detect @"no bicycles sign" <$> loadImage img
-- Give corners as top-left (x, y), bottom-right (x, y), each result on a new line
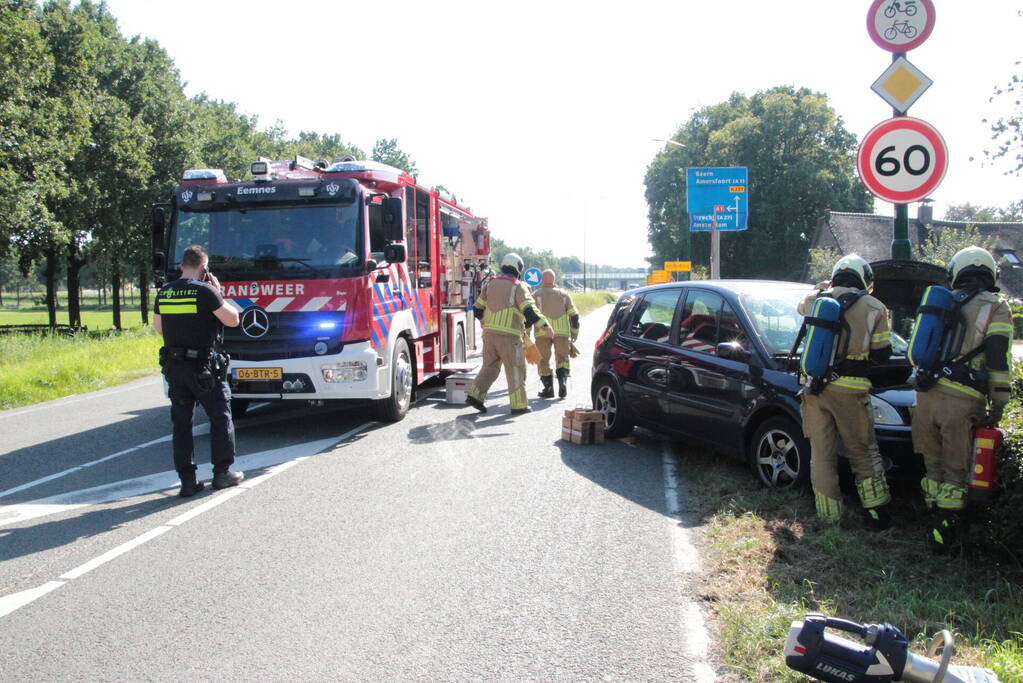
top-left (856, 117), bottom-right (948, 204)
top-left (866, 0), bottom-right (936, 52)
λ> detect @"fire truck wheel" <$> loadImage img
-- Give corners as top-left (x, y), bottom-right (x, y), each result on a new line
top-left (453, 324), bottom-right (466, 363)
top-left (376, 337), bottom-right (413, 422)
top-left (230, 399), bottom-right (250, 419)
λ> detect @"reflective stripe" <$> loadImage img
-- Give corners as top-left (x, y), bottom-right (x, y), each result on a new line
top-left (468, 384), bottom-right (486, 402)
top-left (986, 322), bottom-right (1013, 336)
top-left (857, 476), bottom-right (891, 508)
top-left (159, 297), bottom-right (198, 303)
top-left (921, 477), bottom-right (941, 507)
top-left (831, 376), bottom-right (871, 390)
top-left (549, 313), bottom-right (572, 336)
top-left (871, 332), bottom-right (889, 343)
top-left (935, 481), bottom-right (966, 510)
top-left (814, 491), bottom-right (843, 520)
top-left (937, 377), bottom-right (985, 400)
top-left (509, 387), bottom-right (527, 410)
top-left (158, 304), bottom-right (198, 314)
top-left (483, 306), bottom-right (524, 336)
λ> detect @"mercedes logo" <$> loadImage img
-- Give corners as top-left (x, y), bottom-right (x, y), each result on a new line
top-left (241, 307), bottom-right (270, 339)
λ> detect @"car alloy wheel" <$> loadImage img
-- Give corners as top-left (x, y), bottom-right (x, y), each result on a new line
top-left (592, 377), bottom-right (634, 439)
top-left (750, 417), bottom-right (810, 490)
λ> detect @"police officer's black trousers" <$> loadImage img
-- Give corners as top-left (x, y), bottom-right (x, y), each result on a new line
top-left (164, 361), bottom-right (236, 476)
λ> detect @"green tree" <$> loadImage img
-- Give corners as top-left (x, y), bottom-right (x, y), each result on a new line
top-left (805, 247), bottom-right (843, 282)
top-left (371, 138), bottom-right (419, 176)
top-left (645, 87), bottom-right (872, 281)
top-left (916, 224), bottom-right (998, 269)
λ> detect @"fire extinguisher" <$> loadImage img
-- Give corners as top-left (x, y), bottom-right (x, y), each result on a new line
top-left (969, 426), bottom-right (1002, 503)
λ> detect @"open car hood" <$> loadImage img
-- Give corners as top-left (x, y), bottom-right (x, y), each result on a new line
top-left (869, 259), bottom-right (947, 316)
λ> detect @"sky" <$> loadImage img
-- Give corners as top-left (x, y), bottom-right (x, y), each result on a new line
top-left (102, 0), bottom-right (1022, 269)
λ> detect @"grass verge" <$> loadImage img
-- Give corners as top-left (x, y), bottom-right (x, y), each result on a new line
top-left (678, 448), bottom-right (1023, 682)
top-left (573, 291), bottom-right (617, 317)
top-left (0, 328), bottom-right (162, 410)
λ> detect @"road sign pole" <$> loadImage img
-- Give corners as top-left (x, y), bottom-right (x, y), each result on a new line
top-left (890, 51), bottom-right (912, 260)
top-left (710, 213), bottom-right (720, 279)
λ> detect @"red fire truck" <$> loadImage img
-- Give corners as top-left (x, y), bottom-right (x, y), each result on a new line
top-left (152, 155), bottom-right (490, 421)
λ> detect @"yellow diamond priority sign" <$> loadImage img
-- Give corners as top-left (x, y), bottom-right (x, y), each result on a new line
top-left (871, 56), bottom-right (933, 114)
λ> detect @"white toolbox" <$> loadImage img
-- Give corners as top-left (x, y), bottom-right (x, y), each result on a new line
top-left (445, 373), bottom-right (476, 404)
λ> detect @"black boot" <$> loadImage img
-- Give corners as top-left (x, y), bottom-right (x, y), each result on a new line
top-left (556, 368), bottom-right (569, 399)
top-left (212, 469), bottom-right (244, 490)
top-left (928, 509), bottom-right (963, 555)
top-left (178, 470), bottom-right (205, 498)
top-left (466, 395), bottom-right (487, 414)
top-left (861, 505), bottom-right (892, 532)
top-left (538, 375), bottom-right (554, 399)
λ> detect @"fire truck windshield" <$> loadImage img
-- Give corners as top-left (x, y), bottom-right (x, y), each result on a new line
top-left (171, 204), bottom-right (362, 278)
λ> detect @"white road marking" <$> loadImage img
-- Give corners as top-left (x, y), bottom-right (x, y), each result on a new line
top-left (0, 435), bottom-right (345, 529)
top-left (1, 403), bottom-right (295, 501)
top-left (0, 426), bottom-right (207, 501)
top-left (661, 444), bottom-right (700, 574)
top-left (0, 581), bottom-right (66, 619)
top-left (0, 423), bottom-right (369, 620)
top-left (60, 526), bottom-right (173, 580)
top-left (662, 442), bottom-right (715, 682)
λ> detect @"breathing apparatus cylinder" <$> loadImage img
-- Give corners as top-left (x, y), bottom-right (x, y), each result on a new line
top-left (970, 426), bottom-right (1001, 502)
top-left (801, 297), bottom-right (842, 380)
top-left (908, 285), bottom-right (954, 371)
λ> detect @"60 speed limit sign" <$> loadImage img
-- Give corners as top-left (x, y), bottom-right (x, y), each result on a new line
top-left (856, 117), bottom-right (948, 204)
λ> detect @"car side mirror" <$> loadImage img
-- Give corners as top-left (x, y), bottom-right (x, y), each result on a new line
top-left (384, 243), bottom-right (406, 264)
top-left (383, 197), bottom-right (404, 242)
top-left (717, 341), bottom-right (751, 363)
top-left (153, 251), bottom-right (166, 272)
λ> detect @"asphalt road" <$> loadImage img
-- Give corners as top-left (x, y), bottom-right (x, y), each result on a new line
top-left (0, 306), bottom-right (715, 682)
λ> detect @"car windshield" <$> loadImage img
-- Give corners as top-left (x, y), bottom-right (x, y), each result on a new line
top-left (737, 285), bottom-right (908, 356)
top-left (171, 204), bottom-right (361, 278)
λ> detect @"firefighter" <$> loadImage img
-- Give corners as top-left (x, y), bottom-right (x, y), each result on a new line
top-left (466, 253), bottom-right (553, 414)
top-left (154, 245), bottom-right (245, 497)
top-left (532, 269), bottom-right (580, 399)
top-left (912, 246), bottom-right (1012, 554)
top-left (798, 254), bottom-right (894, 530)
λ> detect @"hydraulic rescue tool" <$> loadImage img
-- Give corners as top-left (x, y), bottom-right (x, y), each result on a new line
top-left (784, 613), bottom-right (1000, 682)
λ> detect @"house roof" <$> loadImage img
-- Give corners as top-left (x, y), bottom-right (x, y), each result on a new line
top-left (807, 211), bottom-right (1023, 298)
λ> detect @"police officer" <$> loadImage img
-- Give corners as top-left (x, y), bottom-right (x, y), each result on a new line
top-left (912, 246), bottom-right (1012, 553)
top-left (798, 255), bottom-right (894, 530)
top-left (154, 245), bottom-right (244, 497)
top-left (465, 253), bottom-right (553, 414)
top-left (533, 269), bottom-right (580, 399)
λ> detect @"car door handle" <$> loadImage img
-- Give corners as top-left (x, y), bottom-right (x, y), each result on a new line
top-left (646, 368), bottom-right (669, 385)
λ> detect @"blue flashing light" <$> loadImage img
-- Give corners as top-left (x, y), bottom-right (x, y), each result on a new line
top-left (182, 168), bottom-right (227, 182)
top-left (318, 322), bottom-right (338, 330)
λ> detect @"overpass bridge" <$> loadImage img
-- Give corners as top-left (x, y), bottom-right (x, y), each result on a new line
top-left (560, 271), bottom-right (651, 290)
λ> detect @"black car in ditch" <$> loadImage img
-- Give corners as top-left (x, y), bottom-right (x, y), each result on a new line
top-left (590, 262), bottom-right (944, 490)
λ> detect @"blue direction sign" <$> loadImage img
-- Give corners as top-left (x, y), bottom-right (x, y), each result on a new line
top-left (686, 167), bottom-right (748, 232)
top-left (522, 267), bottom-right (543, 287)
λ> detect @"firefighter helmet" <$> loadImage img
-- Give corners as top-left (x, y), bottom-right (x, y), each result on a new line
top-left (948, 246), bottom-right (998, 289)
top-left (501, 252), bottom-right (524, 276)
top-left (831, 254), bottom-right (874, 291)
